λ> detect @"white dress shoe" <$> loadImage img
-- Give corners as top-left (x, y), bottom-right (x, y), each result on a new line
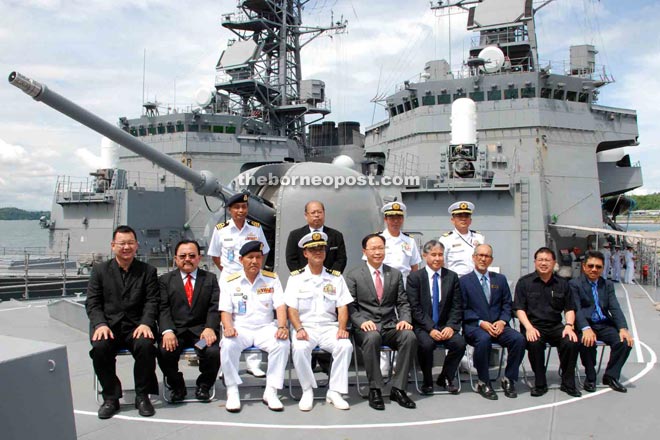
top-left (326, 390), bottom-right (349, 410)
top-left (298, 388), bottom-right (314, 411)
top-left (262, 386), bottom-right (284, 411)
top-left (225, 386), bottom-right (241, 413)
top-left (247, 366), bottom-right (266, 378)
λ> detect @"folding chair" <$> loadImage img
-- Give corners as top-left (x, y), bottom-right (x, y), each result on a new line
top-left (465, 342), bottom-right (507, 392)
top-left (411, 342), bottom-right (462, 395)
top-left (161, 347), bottom-right (217, 403)
top-left (522, 344), bottom-right (562, 389)
top-left (352, 343), bottom-right (395, 398)
top-left (287, 345), bottom-right (331, 400)
top-left (575, 340), bottom-right (607, 387)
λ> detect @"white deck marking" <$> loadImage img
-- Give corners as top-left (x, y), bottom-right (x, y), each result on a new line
top-left (0, 304), bottom-right (48, 312)
top-left (73, 341), bottom-right (657, 430)
top-left (633, 282), bottom-right (656, 304)
top-left (621, 283), bottom-right (644, 362)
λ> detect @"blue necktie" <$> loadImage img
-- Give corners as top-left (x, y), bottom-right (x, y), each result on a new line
top-left (590, 281), bottom-right (606, 322)
top-left (481, 275), bottom-right (490, 303)
top-left (432, 272), bottom-right (440, 326)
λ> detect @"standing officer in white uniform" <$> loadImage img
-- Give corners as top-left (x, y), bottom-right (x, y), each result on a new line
top-left (611, 245), bottom-right (622, 282)
top-left (602, 243), bottom-right (612, 280)
top-left (624, 246), bottom-right (636, 284)
top-left (439, 201), bottom-right (485, 277)
top-left (219, 241), bottom-right (290, 412)
top-left (208, 192), bottom-right (270, 377)
top-left (286, 232), bottom-right (353, 411)
top-left (380, 201), bottom-right (421, 285)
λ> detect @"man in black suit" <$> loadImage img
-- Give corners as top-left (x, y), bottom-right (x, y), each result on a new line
top-left (570, 250), bottom-right (633, 393)
top-left (285, 200), bottom-right (347, 273)
top-left (157, 240), bottom-right (221, 402)
top-left (460, 244), bottom-right (525, 400)
top-left (85, 225), bottom-right (159, 419)
top-left (406, 240), bottom-right (466, 395)
top-left (345, 233), bottom-right (417, 410)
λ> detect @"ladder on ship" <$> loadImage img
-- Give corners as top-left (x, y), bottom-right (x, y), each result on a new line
top-left (519, 178), bottom-right (530, 276)
top-left (112, 191), bottom-right (123, 231)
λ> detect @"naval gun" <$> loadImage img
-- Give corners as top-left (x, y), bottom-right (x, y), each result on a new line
top-left (8, 72), bottom-right (383, 279)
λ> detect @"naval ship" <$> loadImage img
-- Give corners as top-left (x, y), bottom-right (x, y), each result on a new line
top-left (3, 1), bottom-right (660, 439)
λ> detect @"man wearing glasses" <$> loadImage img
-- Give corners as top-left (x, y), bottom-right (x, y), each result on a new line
top-left (157, 240), bottom-right (220, 402)
top-left (513, 247), bottom-right (581, 397)
top-left (86, 225), bottom-right (159, 419)
top-left (460, 244), bottom-right (525, 400)
top-left (570, 250), bottom-right (633, 393)
top-left (345, 233), bottom-right (417, 410)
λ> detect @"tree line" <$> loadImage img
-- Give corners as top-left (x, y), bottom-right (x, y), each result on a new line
top-left (0, 207), bottom-right (50, 220)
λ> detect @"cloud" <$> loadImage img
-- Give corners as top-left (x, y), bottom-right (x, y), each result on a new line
top-left (75, 148), bottom-right (103, 169)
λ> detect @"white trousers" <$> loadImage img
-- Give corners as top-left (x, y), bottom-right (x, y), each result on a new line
top-left (291, 326), bottom-right (353, 394)
top-left (221, 324), bottom-right (290, 389)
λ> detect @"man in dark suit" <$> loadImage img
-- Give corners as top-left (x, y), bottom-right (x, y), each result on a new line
top-left (286, 200), bottom-right (347, 273)
top-left (460, 244), bottom-right (525, 400)
top-left (157, 240), bottom-right (221, 402)
top-left (85, 225), bottom-right (159, 419)
top-left (345, 233), bottom-right (417, 410)
top-left (570, 250), bottom-right (633, 393)
top-left (406, 240), bottom-right (466, 395)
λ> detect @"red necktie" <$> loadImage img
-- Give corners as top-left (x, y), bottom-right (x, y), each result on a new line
top-left (374, 270), bottom-right (383, 302)
top-left (185, 274), bottom-right (193, 307)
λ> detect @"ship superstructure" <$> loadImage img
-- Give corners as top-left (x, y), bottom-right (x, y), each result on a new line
top-left (364, 0), bottom-right (643, 280)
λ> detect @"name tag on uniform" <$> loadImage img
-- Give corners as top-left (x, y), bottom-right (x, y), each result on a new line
top-left (257, 287), bottom-right (274, 294)
top-left (452, 243), bottom-right (461, 247)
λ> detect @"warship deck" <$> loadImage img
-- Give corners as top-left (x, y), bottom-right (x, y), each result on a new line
top-left (1, 281), bottom-right (658, 440)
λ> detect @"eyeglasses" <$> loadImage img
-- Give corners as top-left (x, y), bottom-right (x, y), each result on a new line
top-left (535, 258), bottom-right (554, 263)
top-left (177, 253), bottom-right (198, 259)
top-left (365, 247), bottom-right (385, 252)
top-left (113, 241), bottom-right (137, 247)
top-left (475, 254), bottom-right (492, 259)
top-left (586, 264), bottom-right (603, 269)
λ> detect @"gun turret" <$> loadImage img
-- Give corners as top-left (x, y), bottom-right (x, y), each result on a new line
top-left (8, 71), bottom-right (275, 228)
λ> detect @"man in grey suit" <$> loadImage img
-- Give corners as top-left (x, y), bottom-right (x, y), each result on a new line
top-left (345, 233), bottom-right (418, 410)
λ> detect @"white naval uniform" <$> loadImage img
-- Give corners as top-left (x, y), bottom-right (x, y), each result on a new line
top-left (611, 250), bottom-right (622, 282)
top-left (439, 229), bottom-right (485, 276)
top-left (219, 270), bottom-right (289, 390)
top-left (602, 248), bottom-right (612, 279)
top-left (285, 266), bottom-right (354, 394)
top-left (624, 250), bottom-right (635, 284)
top-left (207, 219), bottom-right (270, 278)
top-left (382, 229), bottom-right (422, 284)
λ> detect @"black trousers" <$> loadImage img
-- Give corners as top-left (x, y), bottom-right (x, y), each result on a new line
top-left (90, 322), bottom-right (158, 400)
top-left (525, 323), bottom-right (579, 388)
top-left (579, 322), bottom-right (632, 382)
top-left (354, 327), bottom-right (417, 390)
top-left (415, 329), bottom-right (466, 387)
top-left (157, 330), bottom-right (220, 390)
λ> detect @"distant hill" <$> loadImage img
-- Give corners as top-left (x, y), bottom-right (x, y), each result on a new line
top-left (0, 208), bottom-right (50, 220)
top-left (630, 193), bottom-right (660, 211)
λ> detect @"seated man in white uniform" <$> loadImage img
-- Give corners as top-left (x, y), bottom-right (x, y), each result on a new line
top-left (286, 232), bottom-right (353, 411)
top-left (219, 241), bottom-right (290, 412)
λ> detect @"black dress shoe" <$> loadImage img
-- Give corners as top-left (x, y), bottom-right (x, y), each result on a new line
top-left (436, 375), bottom-right (459, 394)
top-left (389, 387), bottom-right (416, 409)
top-left (583, 380), bottom-right (596, 393)
top-left (603, 375), bottom-right (627, 393)
top-left (169, 387), bottom-right (187, 403)
top-left (195, 386), bottom-right (211, 401)
top-left (560, 384), bottom-right (582, 398)
top-left (98, 399), bottom-right (120, 419)
top-left (368, 388), bottom-right (385, 410)
top-left (530, 384), bottom-right (548, 397)
top-left (501, 378), bottom-right (517, 398)
top-left (420, 385), bottom-right (434, 395)
top-left (135, 395), bottom-right (155, 417)
top-left (477, 382), bottom-right (498, 400)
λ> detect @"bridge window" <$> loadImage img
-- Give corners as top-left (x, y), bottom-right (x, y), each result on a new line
top-left (521, 87), bottom-right (536, 98)
top-left (422, 95), bottom-right (435, 106)
top-left (553, 89), bottom-right (565, 100)
top-left (226, 126), bottom-right (236, 134)
top-left (469, 91), bottom-right (484, 102)
top-left (504, 88), bottom-right (519, 99)
top-left (213, 126), bottom-right (224, 133)
top-left (438, 93), bottom-right (451, 104)
top-left (487, 90), bottom-right (502, 101)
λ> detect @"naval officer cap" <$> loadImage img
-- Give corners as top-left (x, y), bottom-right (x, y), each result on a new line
top-left (239, 240), bottom-right (264, 256)
top-left (449, 200), bottom-right (474, 215)
top-left (381, 201), bottom-right (406, 216)
top-left (298, 231), bottom-right (328, 249)
top-left (227, 192), bottom-right (249, 207)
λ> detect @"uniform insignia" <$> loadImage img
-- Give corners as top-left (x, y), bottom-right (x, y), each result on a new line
top-left (257, 287), bottom-right (274, 294)
top-left (247, 219), bottom-right (261, 228)
top-left (215, 222), bottom-right (227, 230)
top-left (312, 232), bottom-right (322, 241)
top-left (442, 231), bottom-right (453, 237)
top-left (246, 234), bottom-right (258, 241)
top-left (325, 268), bottom-right (341, 276)
top-left (261, 270), bottom-right (277, 278)
top-left (226, 272), bottom-right (241, 282)
top-left (459, 202), bottom-right (468, 210)
top-left (323, 283), bottom-right (337, 294)
top-left (392, 203), bottom-right (400, 210)
top-left (290, 268), bottom-right (305, 276)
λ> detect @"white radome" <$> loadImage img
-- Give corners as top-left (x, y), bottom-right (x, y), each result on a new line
top-left (332, 155), bottom-right (356, 169)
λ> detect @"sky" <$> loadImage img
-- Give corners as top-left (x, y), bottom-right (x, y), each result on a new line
top-left (0, 0), bottom-right (658, 210)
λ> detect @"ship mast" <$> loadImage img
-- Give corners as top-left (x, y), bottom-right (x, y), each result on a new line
top-left (218, 0), bottom-right (346, 142)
